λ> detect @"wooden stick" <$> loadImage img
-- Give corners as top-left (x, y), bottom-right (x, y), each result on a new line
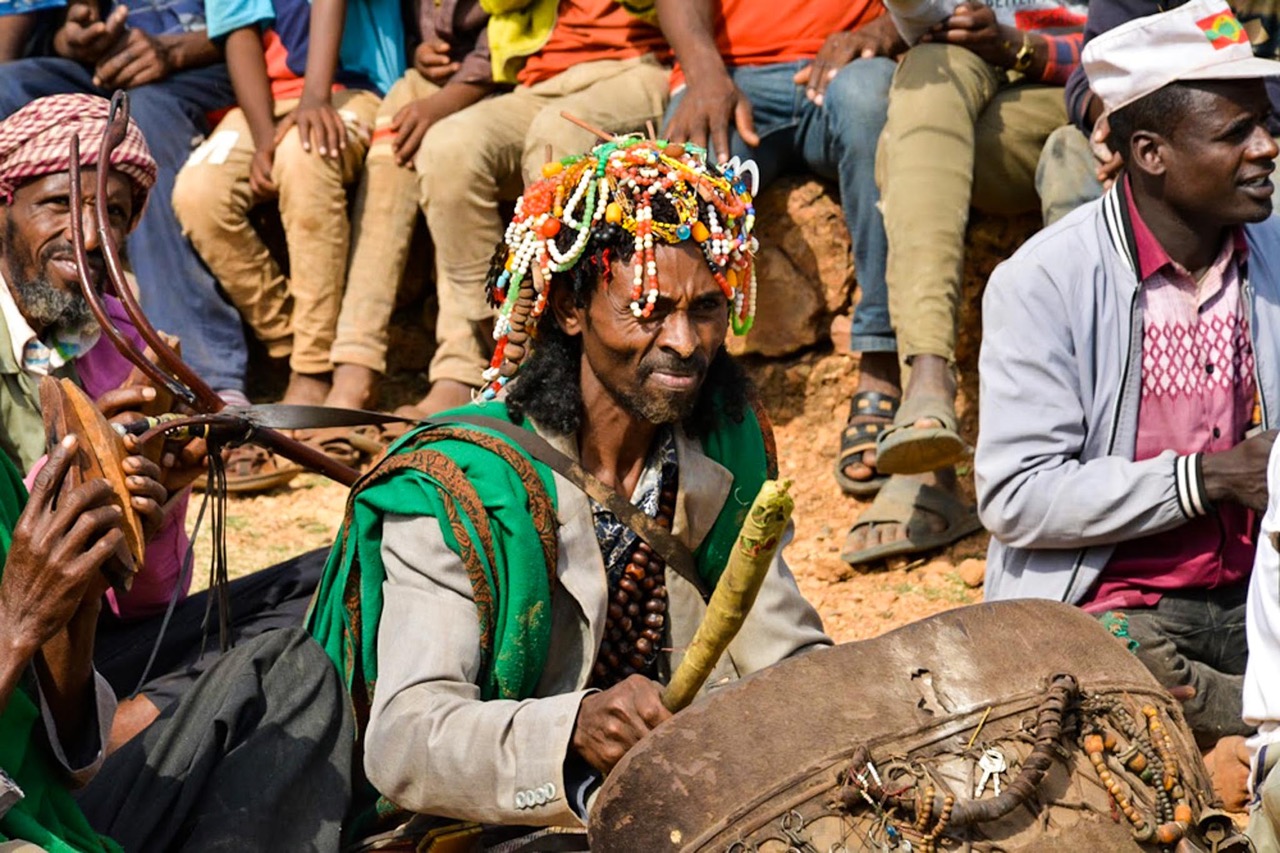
top-left (646, 119), bottom-right (657, 141)
top-left (560, 111), bottom-right (614, 142)
top-left (661, 479), bottom-right (794, 712)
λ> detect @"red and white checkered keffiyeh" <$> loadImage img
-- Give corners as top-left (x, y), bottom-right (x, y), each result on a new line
top-left (0, 93), bottom-right (156, 215)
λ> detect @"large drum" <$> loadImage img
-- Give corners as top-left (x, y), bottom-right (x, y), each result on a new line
top-left (590, 600), bottom-right (1243, 852)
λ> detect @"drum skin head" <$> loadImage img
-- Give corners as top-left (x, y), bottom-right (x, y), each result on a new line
top-left (589, 600), bottom-right (1215, 852)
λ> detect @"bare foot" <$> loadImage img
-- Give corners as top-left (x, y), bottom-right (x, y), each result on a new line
top-left (1202, 735), bottom-right (1251, 812)
top-left (843, 351), bottom-right (902, 484)
top-left (108, 694), bottom-right (160, 755)
top-left (282, 371), bottom-right (332, 406)
top-left (395, 380), bottom-right (477, 419)
top-left (326, 363), bottom-right (381, 410)
top-left (843, 469), bottom-right (959, 554)
top-left (900, 354), bottom-right (956, 431)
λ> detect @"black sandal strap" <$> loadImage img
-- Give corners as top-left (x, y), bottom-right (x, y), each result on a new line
top-left (848, 390), bottom-right (900, 421)
top-left (839, 420), bottom-right (886, 460)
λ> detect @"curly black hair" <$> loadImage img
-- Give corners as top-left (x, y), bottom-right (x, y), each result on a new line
top-left (504, 214), bottom-right (750, 438)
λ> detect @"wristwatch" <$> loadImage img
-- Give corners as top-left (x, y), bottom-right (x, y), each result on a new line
top-left (1012, 31), bottom-right (1036, 73)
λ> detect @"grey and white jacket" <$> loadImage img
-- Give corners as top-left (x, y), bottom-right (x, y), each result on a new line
top-left (976, 181), bottom-right (1280, 604)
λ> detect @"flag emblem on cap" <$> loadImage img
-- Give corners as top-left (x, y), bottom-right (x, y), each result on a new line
top-left (1197, 10), bottom-right (1248, 48)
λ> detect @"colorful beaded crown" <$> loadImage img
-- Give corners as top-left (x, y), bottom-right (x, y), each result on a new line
top-left (481, 134), bottom-right (760, 400)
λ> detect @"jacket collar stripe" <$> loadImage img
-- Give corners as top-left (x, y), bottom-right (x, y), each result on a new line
top-left (1101, 182), bottom-right (1138, 274)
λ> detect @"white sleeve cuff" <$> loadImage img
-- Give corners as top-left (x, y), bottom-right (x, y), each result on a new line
top-left (1175, 453), bottom-right (1211, 518)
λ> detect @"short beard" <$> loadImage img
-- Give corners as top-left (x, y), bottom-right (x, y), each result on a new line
top-left (11, 275), bottom-right (95, 335)
top-left (506, 322), bottom-right (750, 440)
top-left (603, 349), bottom-right (706, 426)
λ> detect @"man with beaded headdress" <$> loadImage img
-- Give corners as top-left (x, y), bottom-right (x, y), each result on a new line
top-left (309, 134), bottom-right (829, 843)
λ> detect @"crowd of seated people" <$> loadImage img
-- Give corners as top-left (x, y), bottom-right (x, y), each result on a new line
top-left (4, 0), bottom-right (1280, 847)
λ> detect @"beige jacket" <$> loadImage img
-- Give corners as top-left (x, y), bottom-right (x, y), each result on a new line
top-left (364, 423), bottom-right (830, 827)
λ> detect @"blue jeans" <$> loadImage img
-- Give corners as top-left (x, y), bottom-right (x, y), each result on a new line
top-left (0, 58), bottom-right (248, 393)
top-left (666, 58), bottom-right (896, 354)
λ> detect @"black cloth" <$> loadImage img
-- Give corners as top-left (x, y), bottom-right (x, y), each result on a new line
top-left (76, 627), bottom-right (353, 852)
top-left (1117, 584), bottom-right (1251, 749)
top-left (93, 548), bottom-right (325, 709)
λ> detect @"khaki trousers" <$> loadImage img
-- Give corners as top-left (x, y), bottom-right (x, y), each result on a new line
top-left (333, 70), bottom-right (440, 376)
top-left (1249, 748), bottom-right (1280, 849)
top-left (172, 90), bottom-right (380, 375)
top-left (876, 43), bottom-right (1067, 363)
top-left (411, 54), bottom-right (669, 386)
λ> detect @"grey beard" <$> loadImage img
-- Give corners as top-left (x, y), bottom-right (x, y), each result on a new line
top-left (11, 275), bottom-right (97, 338)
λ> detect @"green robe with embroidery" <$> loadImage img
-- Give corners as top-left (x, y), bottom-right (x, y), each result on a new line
top-left (307, 399), bottom-right (774, 833)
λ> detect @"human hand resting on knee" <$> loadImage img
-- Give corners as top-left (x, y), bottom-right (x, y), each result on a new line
top-left (795, 17), bottom-right (905, 106)
top-left (571, 675), bottom-right (672, 774)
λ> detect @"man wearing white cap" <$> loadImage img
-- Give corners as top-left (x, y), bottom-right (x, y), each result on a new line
top-left (975, 0), bottom-right (1280, 787)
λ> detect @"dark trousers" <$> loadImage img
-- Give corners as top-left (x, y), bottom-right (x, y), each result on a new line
top-left (94, 548), bottom-right (326, 709)
top-left (0, 58), bottom-right (247, 394)
top-left (1119, 585), bottom-right (1251, 748)
top-left (77, 627), bottom-right (353, 853)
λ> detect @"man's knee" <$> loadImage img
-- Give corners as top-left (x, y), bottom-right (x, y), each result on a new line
top-left (416, 116), bottom-right (491, 198)
top-left (893, 42), bottom-right (990, 96)
top-left (525, 106), bottom-right (586, 165)
top-left (272, 129), bottom-right (347, 187)
top-left (823, 58), bottom-right (895, 121)
top-left (1036, 124), bottom-right (1103, 224)
top-left (172, 159), bottom-right (235, 236)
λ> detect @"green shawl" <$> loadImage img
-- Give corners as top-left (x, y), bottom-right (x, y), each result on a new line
top-left (307, 399), bottom-right (775, 831)
top-left (479, 0), bottom-right (657, 84)
top-left (0, 454), bottom-right (122, 853)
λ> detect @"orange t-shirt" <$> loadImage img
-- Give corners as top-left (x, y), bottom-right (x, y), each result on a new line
top-left (517, 0), bottom-right (669, 87)
top-left (671, 0), bottom-right (886, 89)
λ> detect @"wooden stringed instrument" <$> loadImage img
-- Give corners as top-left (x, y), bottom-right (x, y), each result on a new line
top-left (39, 375), bottom-right (147, 591)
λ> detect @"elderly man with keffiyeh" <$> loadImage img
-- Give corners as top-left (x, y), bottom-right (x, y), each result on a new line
top-left (0, 94), bottom-right (354, 852)
top-left (0, 90), bottom-right (331, 739)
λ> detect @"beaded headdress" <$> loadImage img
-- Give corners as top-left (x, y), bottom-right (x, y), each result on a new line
top-left (481, 132), bottom-right (760, 400)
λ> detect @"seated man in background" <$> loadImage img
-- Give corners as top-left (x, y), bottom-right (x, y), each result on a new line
top-left (389, 0), bottom-right (672, 419)
top-left (977, 0), bottom-right (1279, 779)
top-left (309, 138), bottom-right (829, 844)
top-left (654, 0), bottom-right (903, 503)
top-left (0, 0), bottom-right (251, 424)
top-left (0, 93), bottom-right (324, 750)
top-left (1040, 0), bottom-right (1280, 222)
top-left (172, 0), bottom-right (402, 417)
top-left (311, 0), bottom-right (493, 452)
top-left (0, 437), bottom-right (353, 852)
top-left (842, 0), bottom-right (1086, 566)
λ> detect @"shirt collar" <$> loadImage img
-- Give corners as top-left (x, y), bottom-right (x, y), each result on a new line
top-left (1123, 174), bottom-right (1249, 281)
top-left (0, 270), bottom-right (100, 376)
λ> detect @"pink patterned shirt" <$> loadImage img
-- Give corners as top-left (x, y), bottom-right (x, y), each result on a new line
top-left (1084, 183), bottom-right (1256, 613)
